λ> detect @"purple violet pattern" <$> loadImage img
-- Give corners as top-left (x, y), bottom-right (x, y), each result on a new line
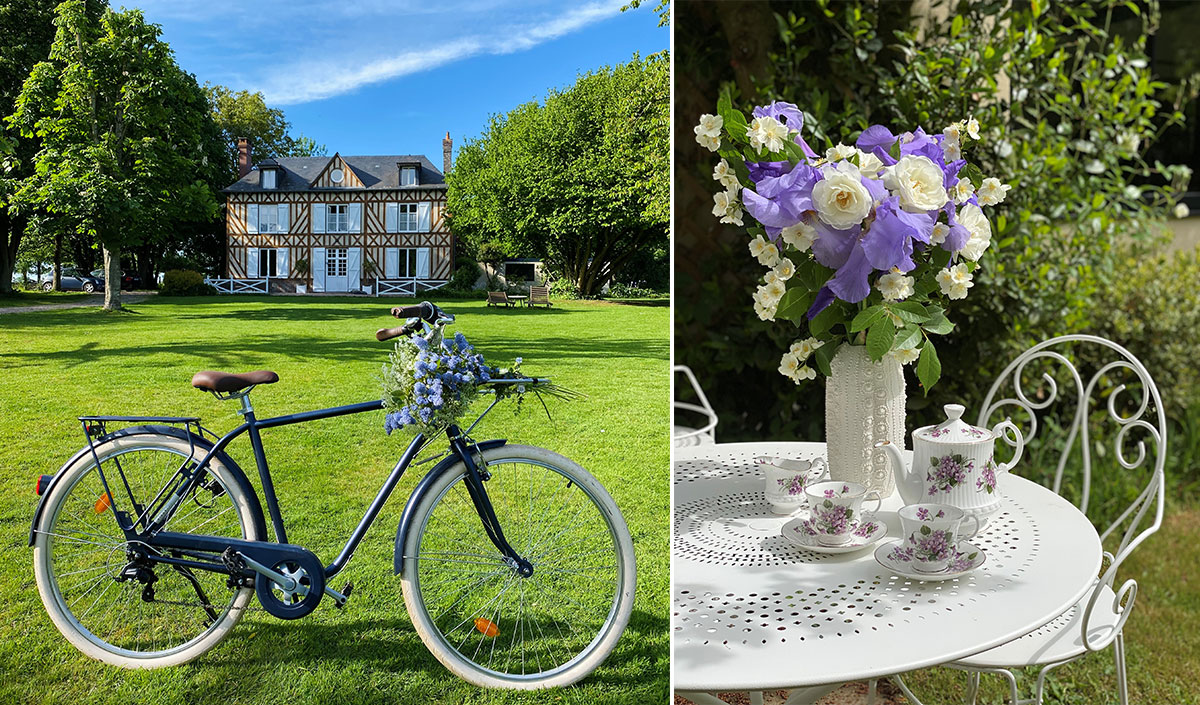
top-left (948, 550), bottom-right (980, 572)
top-left (777, 475), bottom-right (808, 496)
top-left (914, 507), bottom-right (944, 521)
top-left (811, 500), bottom-right (855, 536)
top-left (853, 520), bottom-right (879, 538)
top-left (928, 427), bottom-right (951, 438)
top-left (977, 457), bottom-right (998, 493)
top-left (907, 526), bottom-right (955, 562)
top-left (926, 453), bottom-right (973, 494)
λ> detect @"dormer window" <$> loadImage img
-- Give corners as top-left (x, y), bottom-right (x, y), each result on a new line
top-left (400, 166), bottom-right (418, 186)
top-left (262, 169), bottom-right (276, 189)
top-left (330, 168), bottom-right (345, 184)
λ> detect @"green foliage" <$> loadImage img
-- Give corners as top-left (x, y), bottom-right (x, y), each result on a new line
top-left (204, 84), bottom-right (326, 186)
top-left (548, 277), bottom-right (582, 300)
top-left (447, 53), bottom-right (668, 296)
top-left (158, 269), bottom-right (213, 296)
top-left (443, 258), bottom-right (481, 293)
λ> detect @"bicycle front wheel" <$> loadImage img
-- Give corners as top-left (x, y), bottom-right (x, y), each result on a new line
top-left (400, 444), bottom-right (635, 689)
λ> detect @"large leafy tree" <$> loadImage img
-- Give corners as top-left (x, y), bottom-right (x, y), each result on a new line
top-left (10, 0), bottom-right (218, 309)
top-left (0, 0), bottom-right (60, 293)
top-left (447, 54), bottom-right (668, 296)
top-left (206, 84), bottom-right (326, 185)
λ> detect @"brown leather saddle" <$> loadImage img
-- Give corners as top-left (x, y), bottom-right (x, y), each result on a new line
top-left (191, 370), bottom-right (279, 394)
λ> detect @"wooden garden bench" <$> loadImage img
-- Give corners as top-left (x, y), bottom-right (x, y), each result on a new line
top-left (528, 285), bottom-right (552, 308)
top-left (487, 291), bottom-right (514, 307)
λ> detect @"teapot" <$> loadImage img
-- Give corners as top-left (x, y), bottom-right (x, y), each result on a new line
top-left (876, 403), bottom-right (1024, 523)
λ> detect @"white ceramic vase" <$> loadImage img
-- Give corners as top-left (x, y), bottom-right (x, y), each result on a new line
top-left (824, 344), bottom-right (904, 497)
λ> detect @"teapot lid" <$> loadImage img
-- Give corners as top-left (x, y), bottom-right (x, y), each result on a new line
top-left (915, 404), bottom-right (992, 443)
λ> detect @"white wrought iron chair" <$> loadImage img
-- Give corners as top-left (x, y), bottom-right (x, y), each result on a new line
top-left (673, 365), bottom-right (718, 449)
top-left (893, 334), bottom-right (1166, 705)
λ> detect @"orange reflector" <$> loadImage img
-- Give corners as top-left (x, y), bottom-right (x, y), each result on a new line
top-left (94, 493), bottom-right (113, 514)
top-left (474, 618), bottom-right (499, 638)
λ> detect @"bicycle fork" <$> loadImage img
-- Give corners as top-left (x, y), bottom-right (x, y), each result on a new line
top-left (446, 428), bottom-right (534, 577)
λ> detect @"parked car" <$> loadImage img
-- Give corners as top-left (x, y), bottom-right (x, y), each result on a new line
top-left (43, 268), bottom-right (105, 293)
top-left (90, 269), bottom-right (141, 290)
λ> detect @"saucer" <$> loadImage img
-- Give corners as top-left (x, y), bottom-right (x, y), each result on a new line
top-left (873, 539), bottom-right (986, 581)
top-left (781, 513), bottom-right (887, 554)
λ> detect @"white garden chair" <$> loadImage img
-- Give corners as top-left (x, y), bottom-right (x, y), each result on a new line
top-left (893, 334), bottom-right (1166, 705)
top-left (673, 365), bottom-right (718, 449)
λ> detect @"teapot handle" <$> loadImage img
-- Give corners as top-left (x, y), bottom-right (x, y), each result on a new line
top-left (990, 418), bottom-right (1025, 473)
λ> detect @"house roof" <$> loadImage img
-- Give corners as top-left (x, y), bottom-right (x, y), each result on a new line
top-left (224, 154), bottom-right (447, 193)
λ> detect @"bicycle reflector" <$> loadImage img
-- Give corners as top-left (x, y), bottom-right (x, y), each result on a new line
top-left (34, 475), bottom-right (53, 496)
top-left (94, 492), bottom-right (113, 514)
top-left (474, 618), bottom-right (500, 638)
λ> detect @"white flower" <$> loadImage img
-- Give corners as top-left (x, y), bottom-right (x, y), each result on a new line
top-left (790, 337), bottom-right (824, 360)
top-left (876, 268), bottom-right (915, 302)
top-left (713, 188), bottom-right (744, 226)
top-left (1085, 159), bottom-right (1106, 175)
top-left (891, 155), bottom-right (950, 213)
top-left (976, 177), bottom-right (1011, 206)
top-left (774, 258), bottom-right (795, 281)
top-left (826, 143), bottom-right (857, 162)
top-left (1124, 185), bottom-right (1142, 200)
top-left (1074, 140), bottom-right (1096, 154)
top-left (1175, 203), bottom-right (1191, 219)
top-left (694, 114), bottom-right (723, 152)
top-left (951, 178), bottom-right (975, 204)
top-left (778, 351), bottom-right (801, 379)
top-left (930, 222), bottom-right (950, 246)
top-left (956, 203), bottom-right (992, 261)
top-left (996, 140), bottom-right (1014, 158)
top-left (1015, 87), bottom-right (1029, 102)
top-left (1117, 132), bottom-right (1141, 154)
top-left (747, 116), bottom-right (789, 154)
top-left (965, 117), bottom-right (981, 140)
top-left (891, 347), bottom-right (920, 365)
top-left (856, 149), bottom-right (884, 178)
top-left (713, 159), bottom-right (739, 190)
top-left (812, 162), bottom-right (873, 229)
top-left (749, 234), bottom-right (781, 267)
top-left (936, 263), bottom-right (974, 300)
top-left (942, 123), bottom-right (962, 142)
top-left (794, 366), bottom-right (817, 382)
top-left (781, 220), bottom-right (817, 251)
top-left (762, 278), bottom-right (786, 302)
top-left (764, 269), bottom-right (780, 286)
top-left (754, 299), bottom-right (776, 322)
top-left (942, 138), bottom-right (962, 162)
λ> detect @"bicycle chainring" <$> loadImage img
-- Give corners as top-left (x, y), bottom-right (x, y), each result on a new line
top-left (254, 553), bottom-right (325, 619)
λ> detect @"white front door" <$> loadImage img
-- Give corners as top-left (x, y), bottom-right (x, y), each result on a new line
top-left (325, 247), bottom-right (349, 292)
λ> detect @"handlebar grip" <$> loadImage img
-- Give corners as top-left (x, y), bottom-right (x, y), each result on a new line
top-left (390, 302), bottom-right (437, 322)
top-left (376, 322), bottom-right (419, 342)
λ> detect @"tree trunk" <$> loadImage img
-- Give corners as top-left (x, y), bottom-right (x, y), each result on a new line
top-left (102, 245), bottom-right (122, 311)
top-left (52, 234), bottom-right (63, 291)
top-left (0, 211), bottom-right (17, 294)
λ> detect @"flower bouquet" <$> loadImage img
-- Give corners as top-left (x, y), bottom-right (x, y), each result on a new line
top-left (697, 93), bottom-right (1010, 393)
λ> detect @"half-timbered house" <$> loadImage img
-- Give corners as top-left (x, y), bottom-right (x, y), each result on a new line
top-left (216, 134), bottom-right (454, 295)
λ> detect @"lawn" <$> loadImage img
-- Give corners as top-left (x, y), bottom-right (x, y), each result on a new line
top-left (0, 295), bottom-right (669, 705)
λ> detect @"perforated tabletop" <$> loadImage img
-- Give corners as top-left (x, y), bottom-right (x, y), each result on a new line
top-left (673, 442), bottom-right (1102, 692)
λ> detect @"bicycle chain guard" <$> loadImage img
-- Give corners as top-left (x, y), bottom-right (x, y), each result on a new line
top-left (253, 551), bottom-right (325, 619)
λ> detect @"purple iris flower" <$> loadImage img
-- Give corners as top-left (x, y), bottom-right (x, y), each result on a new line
top-left (753, 101), bottom-right (818, 160)
top-left (742, 163), bottom-right (821, 236)
top-left (856, 125), bottom-right (897, 165)
top-left (940, 203), bottom-right (971, 252)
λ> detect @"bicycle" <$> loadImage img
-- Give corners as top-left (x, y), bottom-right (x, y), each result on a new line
top-left (28, 302), bottom-right (635, 689)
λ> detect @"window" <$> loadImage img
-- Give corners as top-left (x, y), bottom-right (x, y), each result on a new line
top-left (326, 248), bottom-right (348, 277)
top-left (258, 206), bottom-right (278, 233)
top-left (398, 203), bottom-right (418, 232)
top-left (257, 249), bottom-right (278, 277)
top-left (505, 262), bottom-right (536, 282)
top-left (330, 168), bottom-right (344, 184)
top-left (326, 204), bottom-right (350, 233)
top-left (398, 249), bottom-right (419, 278)
top-left (385, 247), bottom-right (430, 279)
top-left (400, 166), bottom-right (418, 186)
top-left (262, 169), bottom-right (276, 189)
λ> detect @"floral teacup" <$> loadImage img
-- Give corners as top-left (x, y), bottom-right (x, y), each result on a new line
top-left (803, 480), bottom-right (881, 545)
top-left (759, 456), bottom-right (829, 515)
top-left (895, 503), bottom-right (980, 572)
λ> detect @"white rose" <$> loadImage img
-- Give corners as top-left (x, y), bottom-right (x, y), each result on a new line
top-left (891, 155), bottom-right (949, 213)
top-left (856, 150), bottom-right (884, 178)
top-left (781, 220), bottom-right (817, 251)
top-left (812, 162), bottom-right (873, 230)
top-left (956, 203), bottom-right (992, 261)
top-left (976, 177), bottom-right (1011, 206)
top-left (1175, 203), bottom-right (1191, 219)
top-left (826, 143), bottom-right (857, 162)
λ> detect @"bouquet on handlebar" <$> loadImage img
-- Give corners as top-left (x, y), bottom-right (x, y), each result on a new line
top-left (380, 330), bottom-right (579, 435)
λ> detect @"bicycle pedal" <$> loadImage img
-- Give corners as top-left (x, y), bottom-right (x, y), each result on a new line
top-left (325, 582), bottom-right (353, 609)
top-left (342, 582), bottom-right (353, 599)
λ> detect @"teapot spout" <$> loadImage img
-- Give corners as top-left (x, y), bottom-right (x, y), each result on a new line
top-left (874, 440), bottom-right (918, 503)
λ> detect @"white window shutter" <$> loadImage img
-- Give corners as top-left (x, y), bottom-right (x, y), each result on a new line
top-left (417, 202), bottom-right (432, 232)
top-left (246, 204), bottom-right (259, 234)
top-left (276, 248), bottom-right (289, 277)
top-left (349, 203), bottom-right (362, 233)
top-left (312, 248), bottom-right (326, 291)
top-left (416, 248), bottom-right (431, 279)
top-left (248, 248), bottom-right (260, 278)
top-left (278, 204), bottom-right (289, 233)
top-left (385, 203), bottom-right (397, 233)
top-left (385, 247), bottom-right (399, 278)
top-left (348, 247), bottom-right (362, 290)
top-left (312, 204), bottom-right (326, 233)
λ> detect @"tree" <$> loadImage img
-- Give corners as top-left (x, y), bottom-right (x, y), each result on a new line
top-left (9, 0), bottom-right (218, 310)
top-left (0, 0), bottom-right (60, 293)
top-left (447, 54), bottom-right (668, 296)
top-left (205, 84), bottom-right (326, 185)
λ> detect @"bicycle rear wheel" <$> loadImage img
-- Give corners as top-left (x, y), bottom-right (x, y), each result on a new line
top-left (33, 433), bottom-right (261, 667)
top-left (400, 444), bottom-right (635, 689)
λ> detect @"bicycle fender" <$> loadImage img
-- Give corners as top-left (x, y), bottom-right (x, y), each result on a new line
top-left (393, 438), bottom-right (507, 575)
top-left (29, 425), bottom-right (267, 546)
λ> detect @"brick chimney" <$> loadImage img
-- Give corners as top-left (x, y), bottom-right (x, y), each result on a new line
top-left (237, 137), bottom-right (252, 179)
top-left (442, 132), bottom-right (452, 176)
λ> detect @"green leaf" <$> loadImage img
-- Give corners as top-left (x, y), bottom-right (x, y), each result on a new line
top-left (812, 340), bottom-right (839, 377)
top-left (888, 300), bottom-right (931, 324)
top-left (775, 287), bottom-right (814, 323)
top-left (959, 163), bottom-right (984, 189)
top-left (920, 525), bottom-right (932, 535)
top-left (849, 304), bottom-right (886, 333)
top-left (923, 311), bottom-right (954, 335)
top-left (892, 324), bottom-right (922, 351)
top-left (809, 304), bottom-right (840, 337)
top-left (823, 499), bottom-right (833, 509)
top-left (796, 260), bottom-right (834, 292)
top-left (916, 341), bottom-right (942, 395)
top-left (888, 140), bottom-right (901, 161)
top-left (866, 321), bottom-right (895, 361)
top-left (950, 15), bottom-right (963, 38)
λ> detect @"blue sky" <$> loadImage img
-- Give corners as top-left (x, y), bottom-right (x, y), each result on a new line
top-left (126, 0), bottom-right (667, 165)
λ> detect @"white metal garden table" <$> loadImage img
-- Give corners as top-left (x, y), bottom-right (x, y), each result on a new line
top-left (673, 441), bottom-right (1102, 704)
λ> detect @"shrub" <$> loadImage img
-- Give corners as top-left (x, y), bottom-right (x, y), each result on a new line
top-left (444, 258), bottom-right (482, 293)
top-left (159, 269), bottom-right (214, 296)
top-left (606, 282), bottom-right (661, 299)
top-left (548, 277), bottom-right (581, 300)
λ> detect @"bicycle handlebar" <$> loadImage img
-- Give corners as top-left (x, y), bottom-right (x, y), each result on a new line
top-left (391, 302), bottom-right (438, 322)
top-left (377, 301), bottom-right (453, 341)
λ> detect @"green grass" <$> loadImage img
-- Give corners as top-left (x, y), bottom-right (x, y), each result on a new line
top-left (0, 290), bottom-right (94, 305)
top-left (0, 295), bottom-right (669, 704)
